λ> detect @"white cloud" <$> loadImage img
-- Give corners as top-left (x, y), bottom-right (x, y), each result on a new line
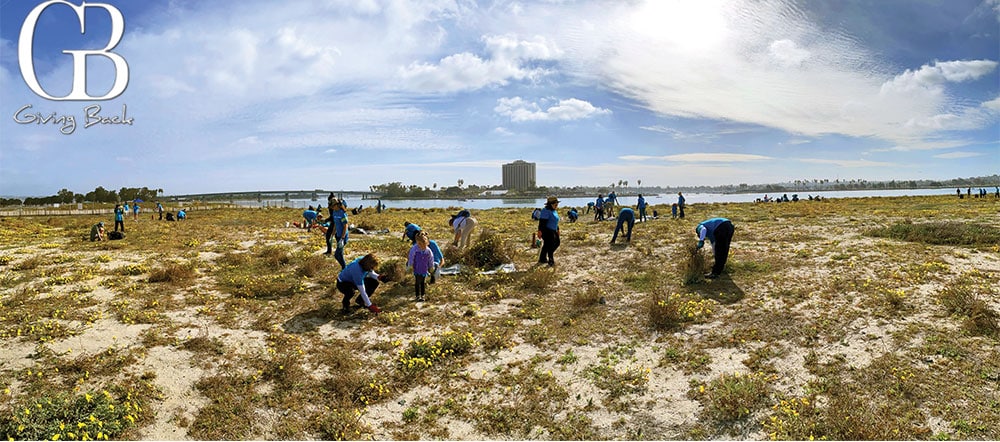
top-left (797, 158), bottom-right (896, 168)
top-left (879, 60), bottom-right (997, 95)
top-left (769, 39), bottom-right (811, 68)
top-left (932, 151), bottom-right (983, 159)
top-left (493, 127), bottom-right (514, 136)
top-left (983, 96), bottom-right (1000, 111)
top-left (619, 153), bottom-right (772, 162)
top-left (399, 35), bottom-right (561, 93)
top-left (495, 97), bottom-right (610, 122)
top-left (526, 1), bottom-right (999, 144)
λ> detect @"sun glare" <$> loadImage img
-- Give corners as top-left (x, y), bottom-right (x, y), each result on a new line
top-left (629, 0), bottom-right (731, 53)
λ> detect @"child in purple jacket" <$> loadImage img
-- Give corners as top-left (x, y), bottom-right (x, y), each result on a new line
top-left (407, 231), bottom-right (435, 302)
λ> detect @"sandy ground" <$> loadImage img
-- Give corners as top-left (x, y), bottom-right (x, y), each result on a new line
top-left (2, 204), bottom-right (999, 440)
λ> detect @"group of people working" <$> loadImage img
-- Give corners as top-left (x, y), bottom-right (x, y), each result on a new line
top-left (332, 203), bottom-right (480, 314)
top-left (322, 193), bottom-right (734, 315)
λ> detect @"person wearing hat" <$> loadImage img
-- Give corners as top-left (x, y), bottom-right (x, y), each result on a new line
top-left (90, 222), bottom-right (106, 242)
top-left (324, 199), bottom-right (350, 268)
top-left (537, 196), bottom-right (561, 267)
top-left (696, 217), bottom-right (735, 279)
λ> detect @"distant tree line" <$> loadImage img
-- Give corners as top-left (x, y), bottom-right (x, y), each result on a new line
top-left (1, 186), bottom-right (164, 207)
top-left (369, 174), bottom-right (999, 199)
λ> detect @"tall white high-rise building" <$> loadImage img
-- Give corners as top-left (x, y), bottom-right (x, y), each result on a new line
top-left (502, 160), bottom-right (536, 190)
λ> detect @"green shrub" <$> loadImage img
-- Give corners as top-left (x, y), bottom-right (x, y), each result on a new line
top-left (463, 230), bottom-right (516, 269)
top-left (680, 245), bottom-right (707, 285)
top-left (867, 221), bottom-right (1000, 246)
top-left (690, 371), bottom-right (773, 423)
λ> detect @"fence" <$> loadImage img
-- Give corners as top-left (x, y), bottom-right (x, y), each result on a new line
top-left (0, 204), bottom-right (246, 217)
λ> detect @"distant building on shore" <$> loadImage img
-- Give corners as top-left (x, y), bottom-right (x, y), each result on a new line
top-left (502, 160), bottom-right (536, 190)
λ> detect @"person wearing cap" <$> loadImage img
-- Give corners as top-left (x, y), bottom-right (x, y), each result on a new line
top-left (696, 217), bottom-right (735, 279)
top-left (324, 199), bottom-right (350, 269)
top-left (336, 253), bottom-right (385, 314)
top-left (611, 207), bottom-right (635, 244)
top-left (90, 222), bottom-right (106, 242)
top-left (449, 209), bottom-right (478, 249)
top-left (402, 221), bottom-right (422, 244)
top-left (537, 196), bottom-right (561, 267)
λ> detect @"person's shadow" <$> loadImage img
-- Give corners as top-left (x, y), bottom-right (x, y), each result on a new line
top-left (282, 301), bottom-right (354, 333)
top-left (689, 273), bottom-right (745, 304)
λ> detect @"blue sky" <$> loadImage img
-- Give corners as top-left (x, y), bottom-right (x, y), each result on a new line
top-left (1, 0), bottom-right (998, 197)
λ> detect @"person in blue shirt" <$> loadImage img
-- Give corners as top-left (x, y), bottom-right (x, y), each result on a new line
top-left (637, 194), bottom-right (647, 223)
top-left (177, 208), bottom-right (186, 220)
top-left (402, 222), bottom-right (422, 244)
top-left (113, 204), bottom-right (125, 232)
top-left (677, 192), bottom-right (686, 218)
top-left (594, 195), bottom-right (605, 221)
top-left (132, 202), bottom-right (140, 221)
top-left (611, 207), bottom-right (635, 244)
top-left (156, 202), bottom-right (164, 220)
top-left (123, 203), bottom-right (130, 219)
top-left (567, 207), bottom-right (578, 223)
top-left (537, 196), bottom-right (561, 266)
top-left (696, 217), bottom-right (735, 279)
top-left (427, 236), bottom-right (444, 284)
top-left (324, 200), bottom-right (350, 269)
top-left (336, 253), bottom-right (385, 314)
top-left (302, 206), bottom-right (318, 231)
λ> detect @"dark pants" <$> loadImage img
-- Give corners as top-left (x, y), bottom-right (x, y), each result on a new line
top-left (326, 232), bottom-right (348, 269)
top-left (538, 229), bottom-right (560, 265)
top-left (638, 207), bottom-right (646, 222)
top-left (678, 204), bottom-right (685, 218)
top-left (611, 213), bottom-right (635, 243)
top-left (710, 221), bottom-right (735, 275)
top-left (158, 211), bottom-right (163, 220)
top-left (114, 220), bottom-right (124, 232)
top-left (337, 278), bottom-right (379, 310)
top-left (414, 274), bottom-right (426, 300)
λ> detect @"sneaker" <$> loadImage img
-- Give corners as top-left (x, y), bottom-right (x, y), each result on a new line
top-left (705, 273), bottom-right (720, 279)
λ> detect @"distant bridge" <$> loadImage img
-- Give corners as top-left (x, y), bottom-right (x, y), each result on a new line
top-left (166, 190), bottom-right (381, 201)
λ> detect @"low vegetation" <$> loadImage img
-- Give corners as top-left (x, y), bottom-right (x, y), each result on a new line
top-left (1, 194), bottom-right (998, 440)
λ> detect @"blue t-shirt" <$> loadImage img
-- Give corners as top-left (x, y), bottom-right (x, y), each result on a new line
top-left (696, 218), bottom-right (730, 244)
top-left (331, 209), bottom-right (348, 239)
top-left (538, 208), bottom-right (560, 231)
top-left (303, 209), bottom-right (318, 222)
top-left (637, 196), bottom-right (646, 210)
top-left (595, 197), bottom-right (604, 208)
top-left (338, 257), bottom-right (371, 286)
top-left (428, 240), bottom-right (443, 264)
top-left (115, 207), bottom-right (124, 221)
top-left (619, 207), bottom-right (635, 220)
top-left (404, 223), bottom-right (422, 242)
